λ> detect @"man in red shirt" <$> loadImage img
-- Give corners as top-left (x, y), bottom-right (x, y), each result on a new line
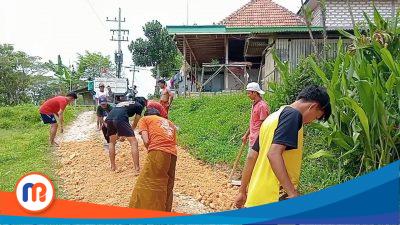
top-left (147, 100), bottom-right (168, 119)
top-left (39, 92), bottom-right (77, 146)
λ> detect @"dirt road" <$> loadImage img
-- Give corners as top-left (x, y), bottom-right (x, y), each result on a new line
top-left (54, 111), bottom-right (239, 214)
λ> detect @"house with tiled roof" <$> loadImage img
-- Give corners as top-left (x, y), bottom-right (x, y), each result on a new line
top-left (221, 0), bottom-right (305, 27)
top-left (166, 0), bottom-right (397, 94)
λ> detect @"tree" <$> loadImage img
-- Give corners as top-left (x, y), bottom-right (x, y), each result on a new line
top-left (27, 75), bottom-right (60, 105)
top-left (128, 20), bottom-right (181, 94)
top-left (300, 0), bottom-right (318, 56)
top-left (45, 55), bottom-right (82, 92)
top-left (0, 44), bottom-right (45, 105)
top-left (77, 51), bottom-right (114, 78)
top-left (318, 0), bottom-right (328, 59)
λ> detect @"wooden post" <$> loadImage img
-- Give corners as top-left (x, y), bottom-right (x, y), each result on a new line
top-left (244, 66), bottom-right (248, 88)
top-left (224, 35), bottom-right (229, 90)
top-left (194, 64), bottom-right (197, 92)
top-left (183, 36), bottom-right (187, 97)
top-left (200, 66), bottom-right (205, 96)
top-left (154, 64), bottom-right (160, 96)
top-left (189, 49), bottom-right (192, 93)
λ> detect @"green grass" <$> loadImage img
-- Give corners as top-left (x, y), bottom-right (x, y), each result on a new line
top-left (170, 93), bottom-right (353, 194)
top-left (0, 104), bottom-right (86, 192)
top-left (170, 94), bottom-right (250, 164)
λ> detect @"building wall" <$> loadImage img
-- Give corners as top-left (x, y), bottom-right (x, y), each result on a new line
top-left (247, 69), bottom-right (260, 83)
top-left (226, 71), bottom-right (245, 90)
top-left (263, 38), bottom-right (352, 89)
top-left (311, 0), bottom-right (399, 29)
top-left (312, 6), bottom-right (322, 26)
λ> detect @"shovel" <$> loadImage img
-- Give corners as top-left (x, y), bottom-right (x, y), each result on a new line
top-left (228, 142), bottom-right (246, 184)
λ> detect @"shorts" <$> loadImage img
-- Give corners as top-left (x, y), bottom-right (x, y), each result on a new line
top-left (40, 113), bottom-right (56, 124)
top-left (106, 120), bottom-right (135, 137)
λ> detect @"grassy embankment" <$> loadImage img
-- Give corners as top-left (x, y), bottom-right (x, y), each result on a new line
top-left (169, 94), bottom-right (351, 194)
top-left (0, 104), bottom-right (86, 192)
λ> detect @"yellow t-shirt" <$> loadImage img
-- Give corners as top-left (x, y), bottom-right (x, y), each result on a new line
top-left (245, 106), bottom-right (304, 207)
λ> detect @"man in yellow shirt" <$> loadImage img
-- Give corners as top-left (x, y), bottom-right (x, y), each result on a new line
top-left (235, 85), bottom-right (331, 208)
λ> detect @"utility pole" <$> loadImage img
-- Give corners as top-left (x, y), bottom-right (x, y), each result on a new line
top-left (106, 8), bottom-right (129, 78)
top-left (128, 65), bottom-right (139, 88)
top-left (186, 0), bottom-right (189, 25)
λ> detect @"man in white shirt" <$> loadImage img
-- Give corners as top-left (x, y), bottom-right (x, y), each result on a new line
top-left (95, 83), bottom-right (108, 104)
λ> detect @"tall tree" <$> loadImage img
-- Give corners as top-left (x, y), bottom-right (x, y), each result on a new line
top-left (128, 20), bottom-right (181, 94)
top-left (300, 0), bottom-right (318, 56)
top-left (0, 44), bottom-right (45, 105)
top-left (45, 55), bottom-right (82, 92)
top-left (27, 75), bottom-right (60, 105)
top-left (77, 51), bottom-right (114, 78)
top-left (318, 0), bottom-right (328, 59)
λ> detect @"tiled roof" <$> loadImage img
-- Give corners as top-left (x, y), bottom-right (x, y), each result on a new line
top-left (220, 0), bottom-right (305, 27)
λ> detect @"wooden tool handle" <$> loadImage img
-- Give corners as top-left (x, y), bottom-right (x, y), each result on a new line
top-left (228, 143), bottom-right (246, 182)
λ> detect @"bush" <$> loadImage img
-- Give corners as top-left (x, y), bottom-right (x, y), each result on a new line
top-left (266, 55), bottom-right (324, 112)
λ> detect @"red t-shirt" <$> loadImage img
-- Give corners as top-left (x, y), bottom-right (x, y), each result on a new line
top-left (39, 96), bottom-right (69, 115)
top-left (147, 100), bottom-right (168, 119)
top-left (249, 100), bottom-right (270, 146)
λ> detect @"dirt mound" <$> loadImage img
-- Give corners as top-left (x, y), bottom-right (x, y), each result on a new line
top-left (55, 111), bottom-right (238, 214)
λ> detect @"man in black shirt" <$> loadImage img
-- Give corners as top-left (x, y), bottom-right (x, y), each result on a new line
top-left (97, 96), bottom-right (113, 146)
top-left (105, 97), bottom-right (147, 173)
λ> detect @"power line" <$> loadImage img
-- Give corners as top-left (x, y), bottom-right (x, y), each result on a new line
top-left (85, 0), bottom-right (108, 30)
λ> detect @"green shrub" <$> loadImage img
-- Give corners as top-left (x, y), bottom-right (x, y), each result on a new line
top-left (266, 55), bottom-right (323, 112)
top-left (310, 7), bottom-right (400, 173)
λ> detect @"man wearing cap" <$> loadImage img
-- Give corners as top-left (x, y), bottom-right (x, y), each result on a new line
top-left (233, 82), bottom-right (269, 207)
top-left (242, 82), bottom-right (270, 150)
top-left (96, 96), bottom-right (113, 147)
top-left (39, 92), bottom-right (78, 146)
top-left (95, 83), bottom-right (107, 105)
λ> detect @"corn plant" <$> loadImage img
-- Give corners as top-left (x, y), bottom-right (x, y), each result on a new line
top-left (310, 7), bottom-right (400, 173)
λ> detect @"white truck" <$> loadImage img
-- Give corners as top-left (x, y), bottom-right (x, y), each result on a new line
top-left (94, 77), bottom-right (129, 104)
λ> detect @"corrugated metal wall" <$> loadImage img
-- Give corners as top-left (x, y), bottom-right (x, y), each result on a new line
top-left (263, 38), bottom-right (352, 89)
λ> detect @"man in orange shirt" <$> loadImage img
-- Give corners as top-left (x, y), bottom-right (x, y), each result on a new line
top-left (129, 108), bottom-right (177, 212)
top-left (39, 92), bottom-right (78, 146)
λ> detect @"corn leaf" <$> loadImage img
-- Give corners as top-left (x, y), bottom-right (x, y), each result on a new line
top-left (306, 150), bottom-right (334, 159)
top-left (342, 97), bottom-right (371, 145)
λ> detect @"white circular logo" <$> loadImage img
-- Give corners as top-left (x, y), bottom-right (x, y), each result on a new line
top-left (15, 173), bottom-right (55, 213)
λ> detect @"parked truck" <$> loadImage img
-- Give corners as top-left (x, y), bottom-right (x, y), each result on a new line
top-left (94, 77), bottom-right (129, 105)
